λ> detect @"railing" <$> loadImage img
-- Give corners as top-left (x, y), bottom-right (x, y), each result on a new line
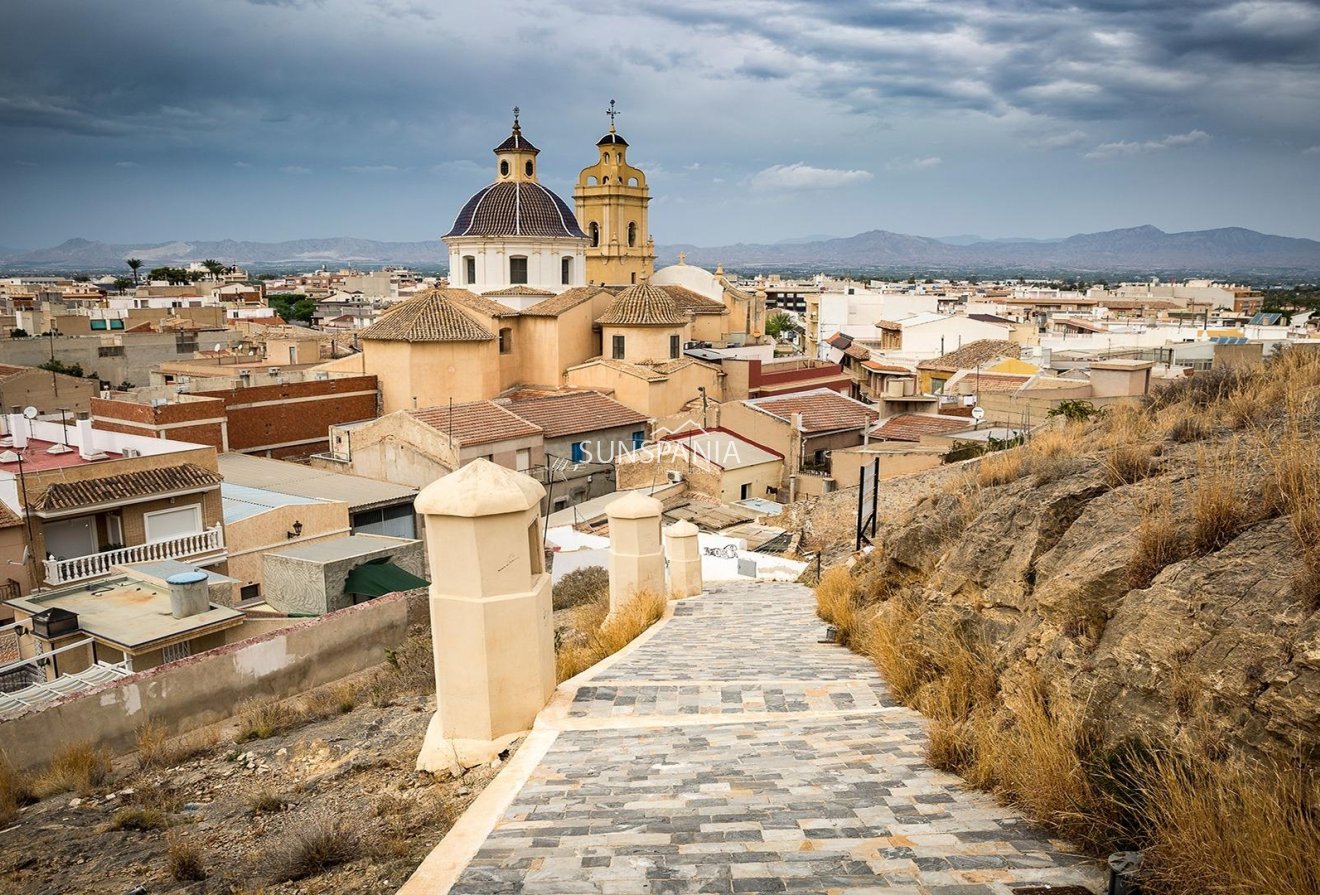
top-left (42, 525), bottom-right (225, 586)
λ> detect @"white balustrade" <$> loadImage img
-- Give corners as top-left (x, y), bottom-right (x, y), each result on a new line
top-left (42, 526), bottom-right (225, 586)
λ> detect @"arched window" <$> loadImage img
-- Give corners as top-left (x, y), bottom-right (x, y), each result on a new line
top-left (587, 175), bottom-right (597, 185)
top-left (628, 177), bottom-right (639, 187)
top-left (561, 256), bottom-right (572, 285)
top-left (509, 256), bottom-right (528, 284)
top-left (602, 176), bottom-right (609, 184)
top-left (524, 160), bottom-right (534, 177)
top-left (627, 222), bottom-right (637, 247)
top-left (499, 160), bottom-right (510, 177)
top-left (589, 222), bottom-right (599, 247)
top-left (498, 327), bottom-right (513, 355)
top-left (463, 255), bottom-right (476, 285)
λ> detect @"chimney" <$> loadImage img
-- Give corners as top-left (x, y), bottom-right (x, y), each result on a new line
top-left (76, 417), bottom-right (95, 454)
top-left (8, 414), bottom-right (27, 449)
top-left (165, 570), bottom-right (210, 619)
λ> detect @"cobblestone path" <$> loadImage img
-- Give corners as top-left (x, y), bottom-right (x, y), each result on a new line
top-left (444, 582), bottom-right (1103, 894)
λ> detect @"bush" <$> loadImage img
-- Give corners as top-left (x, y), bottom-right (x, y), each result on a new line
top-left (1103, 442), bottom-right (1159, 487)
top-left (269, 813), bottom-right (362, 882)
top-left (552, 565), bottom-right (609, 610)
top-left (135, 719), bottom-right (214, 769)
top-left (245, 786), bottom-right (286, 813)
top-left (235, 697), bottom-right (301, 743)
top-left (0, 755), bottom-right (31, 825)
top-left (109, 807), bottom-right (169, 831)
top-left (555, 589), bottom-right (666, 682)
top-left (167, 834), bottom-right (207, 881)
top-left (371, 627), bottom-right (435, 704)
top-left (1047, 399), bottom-right (1100, 422)
top-left (814, 567), bottom-right (859, 643)
top-left (32, 741), bottom-right (112, 797)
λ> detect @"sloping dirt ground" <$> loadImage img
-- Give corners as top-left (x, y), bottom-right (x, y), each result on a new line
top-left (1, 634), bottom-right (513, 895)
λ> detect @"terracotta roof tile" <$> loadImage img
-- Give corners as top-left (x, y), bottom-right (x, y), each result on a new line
top-left (449, 291), bottom-right (522, 318)
top-left (747, 389), bottom-right (879, 433)
top-left (506, 391), bottom-right (647, 438)
top-left (917, 339), bottom-right (1019, 372)
top-left (869, 413), bottom-right (974, 442)
top-left (0, 501), bottom-right (21, 529)
top-left (861, 360), bottom-right (914, 374)
top-left (358, 288), bottom-right (494, 342)
top-left (482, 285), bottom-right (554, 298)
top-left (520, 287), bottom-right (607, 317)
top-left (568, 357), bottom-right (666, 381)
top-left (596, 283), bottom-right (687, 326)
top-left (657, 285), bottom-right (727, 315)
top-left (35, 463), bottom-right (222, 512)
top-left (409, 401), bottom-right (542, 446)
top-left (946, 370), bottom-right (1033, 393)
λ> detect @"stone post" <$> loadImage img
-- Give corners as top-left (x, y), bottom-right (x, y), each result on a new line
top-left (663, 520), bottom-right (702, 597)
top-left (414, 459), bottom-right (556, 773)
top-left (605, 491), bottom-right (664, 613)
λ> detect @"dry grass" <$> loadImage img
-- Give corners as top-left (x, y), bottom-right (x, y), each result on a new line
top-left (1266, 427), bottom-right (1320, 608)
top-left (0, 755), bottom-right (30, 826)
top-left (851, 592), bottom-right (928, 703)
top-left (166, 833), bottom-right (207, 881)
top-left (371, 626), bottom-right (436, 705)
top-left (814, 567), bottom-right (859, 643)
top-left (1189, 446), bottom-right (1255, 554)
top-left (1127, 491), bottom-right (1186, 589)
top-left (555, 589), bottom-right (667, 682)
top-left (1137, 754), bottom-right (1320, 895)
top-left (135, 719), bottom-right (217, 770)
top-left (304, 680), bottom-right (361, 718)
top-left (245, 785), bottom-right (287, 813)
top-left (976, 449), bottom-right (1026, 487)
top-left (31, 741), bottom-right (112, 798)
top-left (235, 697), bottom-right (303, 743)
top-left (108, 806), bottom-right (170, 831)
top-left (268, 813), bottom-right (363, 883)
top-left (1103, 442), bottom-right (1159, 486)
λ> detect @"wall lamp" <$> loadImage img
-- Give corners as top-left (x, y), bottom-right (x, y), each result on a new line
top-left (286, 520), bottom-right (303, 539)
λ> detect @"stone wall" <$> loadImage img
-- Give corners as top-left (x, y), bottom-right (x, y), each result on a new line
top-left (0, 590), bottom-right (428, 773)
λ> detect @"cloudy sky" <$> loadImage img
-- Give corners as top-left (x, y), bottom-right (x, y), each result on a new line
top-left (3, 0), bottom-right (1319, 250)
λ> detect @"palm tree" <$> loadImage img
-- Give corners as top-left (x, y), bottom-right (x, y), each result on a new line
top-left (202, 259), bottom-right (224, 279)
top-left (125, 258), bottom-right (142, 284)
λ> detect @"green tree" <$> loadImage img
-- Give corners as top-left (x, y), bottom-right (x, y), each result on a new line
top-left (125, 257), bottom-right (142, 284)
top-left (765, 311), bottom-right (801, 342)
top-left (113, 277), bottom-right (134, 294)
top-left (202, 259), bottom-right (225, 279)
top-left (267, 293), bottom-right (316, 323)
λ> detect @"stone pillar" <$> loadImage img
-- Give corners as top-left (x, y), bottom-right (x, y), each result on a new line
top-left (664, 520), bottom-right (702, 597)
top-left (605, 491), bottom-right (664, 613)
top-left (414, 459), bottom-right (556, 773)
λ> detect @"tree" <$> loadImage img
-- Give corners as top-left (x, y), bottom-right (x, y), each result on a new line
top-left (202, 259), bottom-right (225, 279)
top-left (126, 258), bottom-right (142, 284)
top-left (268, 293), bottom-right (316, 323)
top-left (765, 311), bottom-right (800, 343)
top-left (148, 266), bottom-right (192, 285)
top-left (9, 329), bottom-right (28, 339)
top-left (113, 277), bottom-right (134, 294)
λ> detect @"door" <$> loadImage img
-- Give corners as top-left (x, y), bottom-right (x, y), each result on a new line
top-left (43, 516), bottom-right (98, 560)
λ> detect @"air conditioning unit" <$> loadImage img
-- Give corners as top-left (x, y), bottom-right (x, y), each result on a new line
top-left (666, 470), bottom-right (685, 484)
top-left (268, 368), bottom-right (281, 376)
top-left (122, 448), bottom-right (141, 459)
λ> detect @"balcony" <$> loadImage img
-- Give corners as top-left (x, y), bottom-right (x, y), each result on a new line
top-left (43, 526), bottom-right (225, 587)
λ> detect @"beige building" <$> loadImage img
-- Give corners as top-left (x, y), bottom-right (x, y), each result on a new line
top-left (0, 362), bottom-right (100, 416)
top-left (221, 483), bottom-right (352, 604)
top-left (615, 429), bottom-right (784, 504)
top-left (574, 111), bottom-right (656, 286)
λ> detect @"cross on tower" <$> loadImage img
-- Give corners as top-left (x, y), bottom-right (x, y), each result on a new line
top-left (606, 99), bottom-right (619, 130)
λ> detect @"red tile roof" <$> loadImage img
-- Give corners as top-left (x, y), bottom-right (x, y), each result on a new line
top-left (34, 463), bottom-right (223, 512)
top-left (410, 400), bottom-right (542, 446)
top-left (748, 389), bottom-right (879, 433)
top-left (506, 391), bottom-right (647, 438)
top-left (870, 413), bottom-right (973, 442)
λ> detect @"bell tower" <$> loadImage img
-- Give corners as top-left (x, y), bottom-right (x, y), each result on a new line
top-left (574, 100), bottom-right (656, 286)
top-left (494, 106), bottom-right (540, 184)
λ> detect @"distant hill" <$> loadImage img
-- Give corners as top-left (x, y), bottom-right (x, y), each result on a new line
top-left (5, 225), bottom-right (1320, 278)
top-left (658, 225), bottom-right (1320, 277)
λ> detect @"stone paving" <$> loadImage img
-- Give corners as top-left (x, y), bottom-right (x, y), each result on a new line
top-left (446, 582), bottom-right (1103, 894)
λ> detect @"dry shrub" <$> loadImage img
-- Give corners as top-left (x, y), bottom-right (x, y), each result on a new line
top-left (167, 833), bottom-right (207, 881)
top-left (0, 755), bottom-right (30, 826)
top-left (131, 781), bottom-right (184, 813)
top-left (910, 624), bottom-right (998, 774)
top-left (109, 806), bottom-right (170, 831)
top-left (31, 741), bottom-right (112, 798)
top-left (1138, 754), bottom-right (1320, 895)
top-left (235, 697), bottom-right (302, 743)
top-left (555, 589), bottom-right (667, 682)
top-left (1159, 403), bottom-right (1211, 444)
top-left (305, 680), bottom-right (361, 718)
top-left (976, 449), bottom-right (1025, 487)
top-left (852, 592), bottom-right (929, 703)
top-left (1027, 426), bottom-right (1090, 485)
top-left (814, 567), bottom-right (858, 642)
top-left (135, 719), bottom-right (215, 770)
top-left (1103, 441), bottom-right (1159, 486)
top-left (371, 626), bottom-right (436, 704)
top-left (1147, 365), bottom-right (1251, 412)
top-left (1128, 491), bottom-right (1186, 589)
top-left (269, 813), bottom-right (363, 883)
top-left (1267, 428), bottom-right (1320, 607)
top-left (246, 786), bottom-right (287, 813)
top-left (1057, 591), bottom-right (1109, 642)
top-left (552, 565), bottom-right (608, 610)
top-left (1189, 446), bottom-right (1255, 554)
top-left (1098, 403), bottom-right (1153, 449)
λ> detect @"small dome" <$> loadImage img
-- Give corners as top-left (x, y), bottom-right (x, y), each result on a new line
top-left (416, 458), bottom-right (545, 518)
top-left (446, 182), bottom-right (587, 239)
top-left (494, 124), bottom-right (539, 155)
top-left (597, 132), bottom-right (629, 147)
top-left (596, 282), bottom-right (687, 326)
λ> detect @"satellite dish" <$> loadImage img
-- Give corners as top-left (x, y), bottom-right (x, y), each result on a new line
top-left (22, 406), bottom-right (39, 420)
top-left (213, 343), bottom-right (222, 353)
top-left (971, 406), bottom-right (986, 422)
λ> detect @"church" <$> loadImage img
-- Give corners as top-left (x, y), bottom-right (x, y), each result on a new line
top-left (340, 107), bottom-right (767, 419)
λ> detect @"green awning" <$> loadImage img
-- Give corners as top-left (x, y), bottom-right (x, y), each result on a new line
top-left (345, 558), bottom-right (429, 598)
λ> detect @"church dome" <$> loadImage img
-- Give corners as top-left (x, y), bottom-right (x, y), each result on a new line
top-left (596, 282), bottom-right (687, 326)
top-left (445, 181), bottom-right (587, 240)
top-left (597, 131), bottom-right (629, 147)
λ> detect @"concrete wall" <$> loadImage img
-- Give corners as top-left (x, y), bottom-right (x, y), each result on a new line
top-left (0, 369), bottom-right (99, 415)
top-left (0, 591), bottom-right (426, 773)
top-left (225, 499), bottom-right (351, 597)
top-left (832, 444), bottom-right (946, 488)
top-left (262, 535), bottom-right (426, 614)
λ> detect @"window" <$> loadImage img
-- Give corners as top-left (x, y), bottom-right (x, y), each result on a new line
top-left (570, 441), bottom-right (585, 463)
top-left (239, 583), bottom-right (261, 603)
top-left (561, 256), bottom-right (571, 285)
top-left (669, 334), bottom-right (680, 359)
top-left (632, 430), bottom-right (644, 449)
top-left (628, 222), bottom-right (637, 247)
top-left (589, 222), bottom-right (599, 247)
top-left (162, 641), bottom-right (192, 664)
top-left (98, 345), bottom-right (124, 358)
top-left (500, 160), bottom-right (510, 177)
top-left (90, 319), bottom-right (107, 331)
top-left (143, 504), bottom-right (203, 542)
top-left (499, 327), bottom-right (513, 354)
top-left (525, 160), bottom-right (534, 177)
top-left (463, 255), bottom-right (476, 285)
top-left (630, 272), bottom-right (636, 284)
top-left (740, 483), bottom-right (751, 500)
top-left (612, 334), bottom-right (625, 359)
top-left (509, 256), bottom-right (528, 284)
top-left (516, 448), bottom-right (530, 472)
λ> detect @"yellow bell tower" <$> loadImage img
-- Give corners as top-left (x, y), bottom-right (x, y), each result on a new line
top-left (574, 100), bottom-right (655, 286)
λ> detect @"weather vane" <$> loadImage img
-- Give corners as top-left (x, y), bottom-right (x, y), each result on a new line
top-left (513, 105), bottom-right (520, 128)
top-left (606, 99), bottom-right (619, 129)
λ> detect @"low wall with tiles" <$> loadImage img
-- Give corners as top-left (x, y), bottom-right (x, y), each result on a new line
top-left (0, 590), bottom-right (428, 773)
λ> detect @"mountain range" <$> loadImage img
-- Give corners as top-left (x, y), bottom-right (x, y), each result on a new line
top-left (3, 225), bottom-right (1319, 278)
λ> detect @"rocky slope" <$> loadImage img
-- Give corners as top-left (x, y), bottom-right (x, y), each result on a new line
top-left (857, 422), bottom-right (1320, 762)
